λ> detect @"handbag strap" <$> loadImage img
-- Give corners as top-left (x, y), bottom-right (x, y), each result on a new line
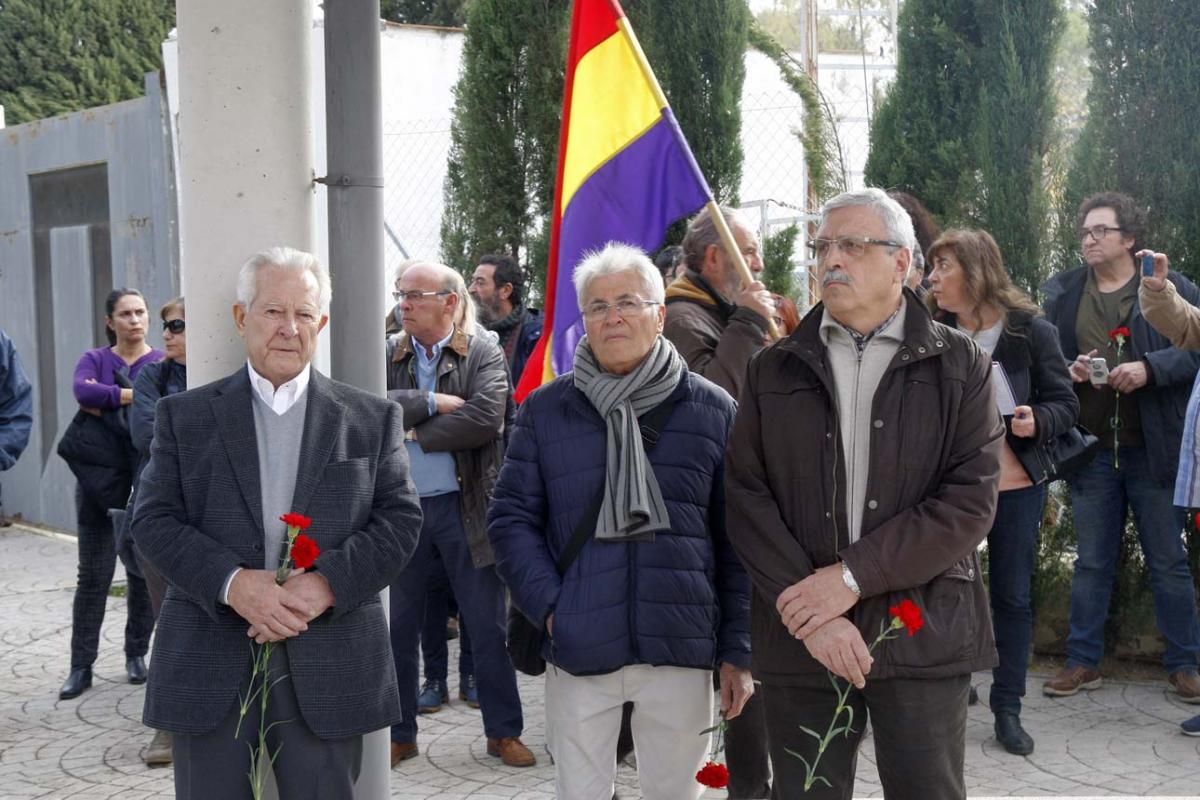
top-left (554, 394), bottom-right (679, 575)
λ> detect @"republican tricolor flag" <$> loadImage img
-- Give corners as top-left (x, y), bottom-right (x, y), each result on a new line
top-left (514, 0), bottom-right (714, 401)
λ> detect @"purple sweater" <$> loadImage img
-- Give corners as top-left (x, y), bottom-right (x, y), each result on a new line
top-left (73, 347), bottom-right (164, 409)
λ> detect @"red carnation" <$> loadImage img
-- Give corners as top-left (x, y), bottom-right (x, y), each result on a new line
top-left (888, 598), bottom-right (924, 637)
top-left (290, 534), bottom-right (320, 570)
top-left (1195, 511), bottom-right (1200, 529)
top-left (1109, 326), bottom-right (1130, 343)
top-left (280, 512), bottom-right (312, 530)
top-left (695, 761), bottom-right (729, 789)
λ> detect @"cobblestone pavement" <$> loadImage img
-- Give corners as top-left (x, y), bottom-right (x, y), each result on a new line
top-left (2, 524), bottom-right (1199, 799)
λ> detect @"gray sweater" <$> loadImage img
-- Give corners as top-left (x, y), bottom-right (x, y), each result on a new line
top-left (818, 302), bottom-right (907, 544)
top-left (252, 391), bottom-right (308, 570)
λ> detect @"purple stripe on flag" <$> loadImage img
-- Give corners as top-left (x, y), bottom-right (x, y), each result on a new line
top-left (550, 109), bottom-right (712, 375)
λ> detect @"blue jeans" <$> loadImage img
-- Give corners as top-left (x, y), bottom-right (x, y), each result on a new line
top-left (389, 493), bottom-right (522, 743)
top-left (1066, 446), bottom-right (1200, 674)
top-left (987, 482), bottom-right (1047, 714)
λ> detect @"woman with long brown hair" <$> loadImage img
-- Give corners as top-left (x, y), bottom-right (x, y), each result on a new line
top-left (928, 229), bottom-right (1079, 755)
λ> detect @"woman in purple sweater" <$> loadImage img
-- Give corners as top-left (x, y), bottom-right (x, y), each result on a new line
top-left (59, 289), bottom-right (163, 701)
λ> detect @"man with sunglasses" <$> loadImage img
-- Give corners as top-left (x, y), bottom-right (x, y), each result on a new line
top-left (384, 262), bottom-right (534, 768)
top-left (726, 188), bottom-right (1003, 798)
top-left (1041, 192), bottom-right (1200, 700)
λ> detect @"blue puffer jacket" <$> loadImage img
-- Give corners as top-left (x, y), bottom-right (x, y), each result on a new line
top-left (487, 368), bottom-right (751, 677)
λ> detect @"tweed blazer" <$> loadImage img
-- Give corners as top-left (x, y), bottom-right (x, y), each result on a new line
top-left (131, 366), bottom-right (423, 738)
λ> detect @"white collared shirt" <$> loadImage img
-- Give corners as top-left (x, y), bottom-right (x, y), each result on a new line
top-left (246, 361), bottom-right (312, 415)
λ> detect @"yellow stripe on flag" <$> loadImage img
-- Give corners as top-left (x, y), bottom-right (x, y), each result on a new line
top-left (560, 30), bottom-right (662, 212)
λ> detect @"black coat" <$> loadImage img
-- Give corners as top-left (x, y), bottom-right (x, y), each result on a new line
top-left (1042, 266), bottom-right (1200, 486)
top-left (940, 310), bottom-right (1079, 484)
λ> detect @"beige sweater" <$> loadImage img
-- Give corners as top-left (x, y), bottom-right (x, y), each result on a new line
top-left (1140, 279), bottom-right (1200, 350)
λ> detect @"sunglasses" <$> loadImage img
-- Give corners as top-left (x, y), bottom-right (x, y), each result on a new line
top-left (162, 319), bottom-right (186, 334)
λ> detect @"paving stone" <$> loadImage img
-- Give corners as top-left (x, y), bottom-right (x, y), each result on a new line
top-left (5, 525), bottom-right (1200, 798)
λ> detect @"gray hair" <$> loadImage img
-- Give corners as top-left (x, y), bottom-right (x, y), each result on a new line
top-left (237, 246), bottom-right (332, 311)
top-left (819, 188), bottom-right (917, 253)
top-left (572, 243), bottom-right (665, 306)
top-left (443, 267), bottom-right (479, 335)
top-left (681, 204), bottom-right (753, 273)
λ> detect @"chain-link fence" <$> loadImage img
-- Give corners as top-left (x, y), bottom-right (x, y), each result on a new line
top-left (382, 115), bottom-right (453, 278)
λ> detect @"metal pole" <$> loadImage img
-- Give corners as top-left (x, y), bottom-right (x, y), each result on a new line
top-left (323, 3), bottom-right (390, 798)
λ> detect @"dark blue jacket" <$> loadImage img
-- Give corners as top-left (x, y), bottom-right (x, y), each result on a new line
top-left (487, 368), bottom-right (751, 676)
top-left (1042, 266), bottom-right (1200, 486)
top-left (0, 330), bottom-right (33, 472)
top-left (507, 308), bottom-right (543, 388)
top-left (131, 359), bottom-right (188, 463)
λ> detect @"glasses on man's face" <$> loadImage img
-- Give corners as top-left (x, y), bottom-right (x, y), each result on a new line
top-left (806, 235), bottom-right (902, 260)
top-left (393, 290), bottom-right (451, 303)
top-left (582, 299), bottom-right (660, 322)
top-left (1078, 224), bottom-right (1125, 242)
top-left (162, 319), bottom-right (185, 334)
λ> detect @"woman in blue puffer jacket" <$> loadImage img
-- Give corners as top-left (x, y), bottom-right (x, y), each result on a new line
top-left (487, 243), bottom-right (751, 800)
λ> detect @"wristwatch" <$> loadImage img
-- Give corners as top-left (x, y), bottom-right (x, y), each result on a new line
top-left (841, 561), bottom-right (861, 597)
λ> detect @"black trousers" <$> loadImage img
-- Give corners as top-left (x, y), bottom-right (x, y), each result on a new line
top-left (173, 644), bottom-right (363, 800)
top-left (726, 688), bottom-right (772, 798)
top-left (69, 487), bottom-right (153, 669)
top-left (762, 673), bottom-right (969, 800)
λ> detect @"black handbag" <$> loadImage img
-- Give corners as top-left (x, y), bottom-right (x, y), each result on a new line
top-left (505, 395), bottom-right (678, 676)
top-left (1043, 424), bottom-right (1101, 479)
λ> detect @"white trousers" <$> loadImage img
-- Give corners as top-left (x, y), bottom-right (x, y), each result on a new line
top-left (545, 663), bottom-right (713, 800)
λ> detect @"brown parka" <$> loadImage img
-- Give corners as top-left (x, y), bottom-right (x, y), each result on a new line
top-left (725, 292), bottom-right (1003, 684)
top-left (386, 327), bottom-right (508, 567)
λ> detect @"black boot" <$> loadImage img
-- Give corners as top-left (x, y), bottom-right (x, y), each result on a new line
top-left (59, 667), bottom-right (93, 700)
top-left (126, 656), bottom-right (148, 684)
top-left (994, 710), bottom-right (1034, 755)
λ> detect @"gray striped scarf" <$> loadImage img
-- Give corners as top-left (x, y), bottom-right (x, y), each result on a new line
top-left (573, 335), bottom-right (685, 542)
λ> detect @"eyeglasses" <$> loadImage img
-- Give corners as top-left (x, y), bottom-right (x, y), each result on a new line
top-left (393, 290), bottom-right (451, 302)
top-left (582, 299), bottom-right (660, 322)
top-left (162, 319), bottom-right (185, 334)
top-left (807, 236), bottom-right (903, 260)
top-left (1078, 224), bottom-right (1125, 242)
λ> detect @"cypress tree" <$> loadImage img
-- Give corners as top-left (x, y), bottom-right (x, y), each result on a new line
top-left (866, 0), bottom-right (1061, 293)
top-left (0, 0), bottom-right (175, 125)
top-left (971, 0), bottom-right (1063, 293)
top-left (1062, 0), bottom-right (1200, 277)
top-left (863, 0), bottom-right (982, 223)
top-left (439, 0), bottom-right (569, 286)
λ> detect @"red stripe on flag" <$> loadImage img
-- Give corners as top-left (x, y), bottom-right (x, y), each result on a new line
top-left (575, 0), bottom-right (623, 60)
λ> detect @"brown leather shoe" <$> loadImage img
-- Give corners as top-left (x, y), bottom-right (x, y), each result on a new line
top-left (1042, 665), bottom-right (1102, 696)
top-left (390, 742), bottom-right (418, 767)
top-left (487, 736), bottom-right (536, 767)
top-left (1170, 670), bottom-right (1200, 704)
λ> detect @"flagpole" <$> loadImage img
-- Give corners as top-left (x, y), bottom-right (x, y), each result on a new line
top-left (706, 200), bottom-right (781, 340)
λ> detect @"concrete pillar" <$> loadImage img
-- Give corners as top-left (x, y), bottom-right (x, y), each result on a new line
top-left (177, 0), bottom-right (315, 387)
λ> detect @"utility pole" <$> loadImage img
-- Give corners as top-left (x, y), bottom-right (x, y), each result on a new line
top-left (322, 1), bottom-right (390, 795)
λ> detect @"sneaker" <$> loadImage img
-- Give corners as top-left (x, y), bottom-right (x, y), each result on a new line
top-left (1181, 714), bottom-right (1200, 736)
top-left (417, 679), bottom-right (448, 714)
top-left (1042, 665), bottom-right (1102, 697)
top-left (1170, 669), bottom-right (1200, 704)
top-left (459, 674), bottom-right (480, 709)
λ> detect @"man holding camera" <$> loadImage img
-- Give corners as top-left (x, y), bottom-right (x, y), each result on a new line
top-left (1041, 192), bottom-right (1200, 699)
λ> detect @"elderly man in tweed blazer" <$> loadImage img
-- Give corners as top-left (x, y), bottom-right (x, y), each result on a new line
top-left (132, 247), bottom-right (422, 800)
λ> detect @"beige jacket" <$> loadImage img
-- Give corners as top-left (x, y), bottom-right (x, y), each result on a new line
top-left (1141, 279), bottom-right (1200, 350)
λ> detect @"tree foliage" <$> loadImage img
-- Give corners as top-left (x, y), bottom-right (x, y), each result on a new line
top-left (865, 0), bottom-right (1062, 294)
top-left (761, 222), bottom-right (800, 299)
top-left (0, 0), bottom-right (175, 125)
top-left (380, 0), bottom-right (468, 27)
top-left (1060, 0), bottom-right (1200, 279)
top-left (439, 0), bottom-right (569, 286)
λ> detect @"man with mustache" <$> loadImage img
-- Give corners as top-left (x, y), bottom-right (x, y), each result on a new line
top-left (726, 188), bottom-right (1003, 799)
